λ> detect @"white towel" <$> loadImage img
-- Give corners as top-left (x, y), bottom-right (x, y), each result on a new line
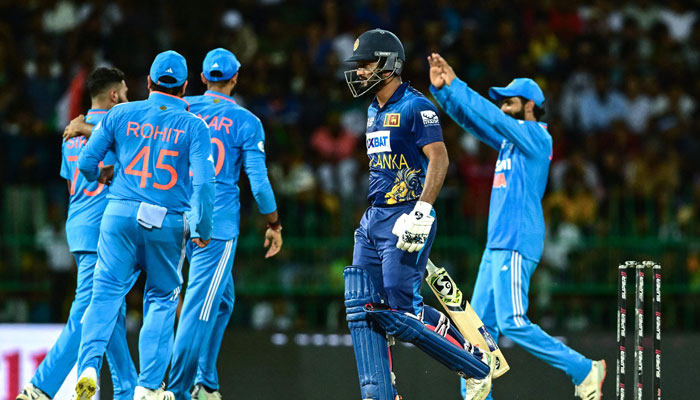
top-left (137, 202), bottom-right (168, 229)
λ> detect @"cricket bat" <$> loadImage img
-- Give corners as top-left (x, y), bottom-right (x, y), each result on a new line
top-left (425, 259), bottom-right (510, 378)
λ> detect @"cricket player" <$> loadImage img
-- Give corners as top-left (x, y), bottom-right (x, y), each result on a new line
top-left (427, 53), bottom-right (606, 400)
top-left (16, 67), bottom-right (138, 400)
top-left (343, 29), bottom-right (494, 400)
top-left (166, 48), bottom-right (282, 400)
top-left (75, 50), bottom-right (215, 400)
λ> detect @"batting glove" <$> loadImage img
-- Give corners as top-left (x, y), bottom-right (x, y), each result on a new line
top-left (392, 201), bottom-right (434, 253)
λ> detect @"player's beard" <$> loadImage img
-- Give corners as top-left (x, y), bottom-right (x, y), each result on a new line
top-left (507, 107), bottom-right (525, 121)
top-left (369, 73), bottom-right (393, 94)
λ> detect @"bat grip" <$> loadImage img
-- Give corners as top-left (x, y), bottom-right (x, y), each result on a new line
top-left (426, 259), bottom-right (439, 274)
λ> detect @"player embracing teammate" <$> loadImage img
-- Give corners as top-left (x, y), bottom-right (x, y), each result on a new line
top-left (54, 48), bottom-right (282, 400)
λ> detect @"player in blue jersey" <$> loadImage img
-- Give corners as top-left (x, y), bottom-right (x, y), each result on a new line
top-left (16, 68), bottom-right (138, 400)
top-left (343, 29), bottom-right (494, 400)
top-left (165, 48), bottom-right (282, 400)
top-left (428, 53), bottom-right (606, 400)
top-left (74, 50), bottom-right (215, 400)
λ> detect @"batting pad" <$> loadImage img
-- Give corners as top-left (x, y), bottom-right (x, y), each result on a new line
top-left (344, 266), bottom-right (397, 400)
top-left (365, 304), bottom-right (490, 379)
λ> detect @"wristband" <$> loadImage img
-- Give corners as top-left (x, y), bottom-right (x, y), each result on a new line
top-left (267, 220), bottom-right (282, 232)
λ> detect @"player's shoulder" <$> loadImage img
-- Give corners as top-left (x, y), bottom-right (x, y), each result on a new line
top-left (402, 86), bottom-right (438, 112)
top-left (181, 109), bottom-right (211, 130)
top-left (105, 100), bottom-right (146, 120)
top-left (232, 104), bottom-right (262, 125)
top-left (523, 120), bottom-right (552, 138)
top-left (519, 120), bottom-right (553, 152)
top-left (113, 100), bottom-right (145, 112)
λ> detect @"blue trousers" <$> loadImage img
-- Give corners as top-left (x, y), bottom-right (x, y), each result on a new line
top-left (352, 203), bottom-right (436, 314)
top-left (78, 200), bottom-right (187, 389)
top-left (31, 252), bottom-right (137, 400)
top-left (168, 238), bottom-right (237, 400)
top-left (461, 249), bottom-right (592, 399)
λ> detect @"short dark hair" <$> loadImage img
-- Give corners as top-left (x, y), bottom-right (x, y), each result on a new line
top-left (203, 75), bottom-right (236, 90)
top-left (151, 75), bottom-right (185, 95)
top-left (87, 67), bottom-right (125, 98)
top-left (533, 104), bottom-right (546, 121)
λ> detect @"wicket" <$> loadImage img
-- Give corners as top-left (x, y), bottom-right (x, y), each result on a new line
top-left (617, 261), bottom-right (661, 400)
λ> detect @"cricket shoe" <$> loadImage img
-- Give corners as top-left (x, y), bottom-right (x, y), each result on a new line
top-left (191, 384), bottom-right (222, 400)
top-left (464, 351), bottom-right (496, 400)
top-left (157, 387), bottom-right (176, 400)
top-left (134, 386), bottom-right (170, 400)
top-left (74, 367), bottom-right (98, 400)
top-left (575, 360), bottom-right (607, 400)
top-left (16, 384), bottom-right (50, 400)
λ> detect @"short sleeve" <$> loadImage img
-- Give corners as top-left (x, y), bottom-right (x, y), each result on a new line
top-left (410, 97), bottom-right (443, 148)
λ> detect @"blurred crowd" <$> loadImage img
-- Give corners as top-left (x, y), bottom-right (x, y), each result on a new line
top-left (1, 0), bottom-right (699, 327)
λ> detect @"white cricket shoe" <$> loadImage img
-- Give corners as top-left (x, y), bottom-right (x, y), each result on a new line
top-left (464, 351), bottom-right (496, 400)
top-left (191, 384), bottom-right (222, 400)
top-left (74, 367), bottom-right (98, 400)
top-left (134, 386), bottom-right (166, 400)
top-left (575, 360), bottom-right (607, 400)
top-left (16, 383), bottom-right (50, 400)
top-left (157, 387), bottom-right (176, 400)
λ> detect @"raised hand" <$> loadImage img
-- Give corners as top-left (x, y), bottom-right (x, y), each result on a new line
top-left (427, 53), bottom-right (457, 89)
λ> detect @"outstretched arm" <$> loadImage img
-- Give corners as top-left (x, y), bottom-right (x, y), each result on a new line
top-left (429, 53), bottom-right (550, 157)
top-left (428, 54), bottom-right (504, 150)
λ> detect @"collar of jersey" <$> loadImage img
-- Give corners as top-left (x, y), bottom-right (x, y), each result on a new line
top-left (148, 91), bottom-right (190, 111)
top-left (371, 81), bottom-right (409, 110)
top-left (204, 90), bottom-right (236, 104)
top-left (87, 108), bottom-right (107, 115)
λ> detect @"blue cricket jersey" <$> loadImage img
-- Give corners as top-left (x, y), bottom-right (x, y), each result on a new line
top-left (78, 91), bottom-right (216, 240)
top-left (60, 109), bottom-right (116, 252)
top-left (431, 78), bottom-right (552, 262)
top-left (366, 82), bottom-right (443, 206)
top-left (185, 90), bottom-right (277, 240)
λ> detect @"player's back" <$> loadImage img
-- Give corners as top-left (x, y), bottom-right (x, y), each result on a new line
top-left (61, 110), bottom-right (115, 252)
top-left (99, 92), bottom-right (211, 212)
top-left (187, 90), bottom-right (264, 238)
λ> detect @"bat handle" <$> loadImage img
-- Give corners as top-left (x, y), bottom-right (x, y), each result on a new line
top-left (426, 259), bottom-right (439, 274)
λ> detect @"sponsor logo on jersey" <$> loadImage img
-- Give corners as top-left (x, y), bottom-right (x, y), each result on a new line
top-left (495, 158), bottom-right (511, 172)
top-left (258, 141), bottom-right (265, 153)
top-left (366, 130), bottom-right (391, 154)
top-left (367, 116), bottom-right (375, 128)
top-left (384, 113), bottom-right (401, 127)
top-left (420, 110), bottom-right (439, 126)
top-left (493, 173), bottom-right (507, 188)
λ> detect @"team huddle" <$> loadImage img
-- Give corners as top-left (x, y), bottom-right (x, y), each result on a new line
top-left (17, 28), bottom-right (606, 400)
